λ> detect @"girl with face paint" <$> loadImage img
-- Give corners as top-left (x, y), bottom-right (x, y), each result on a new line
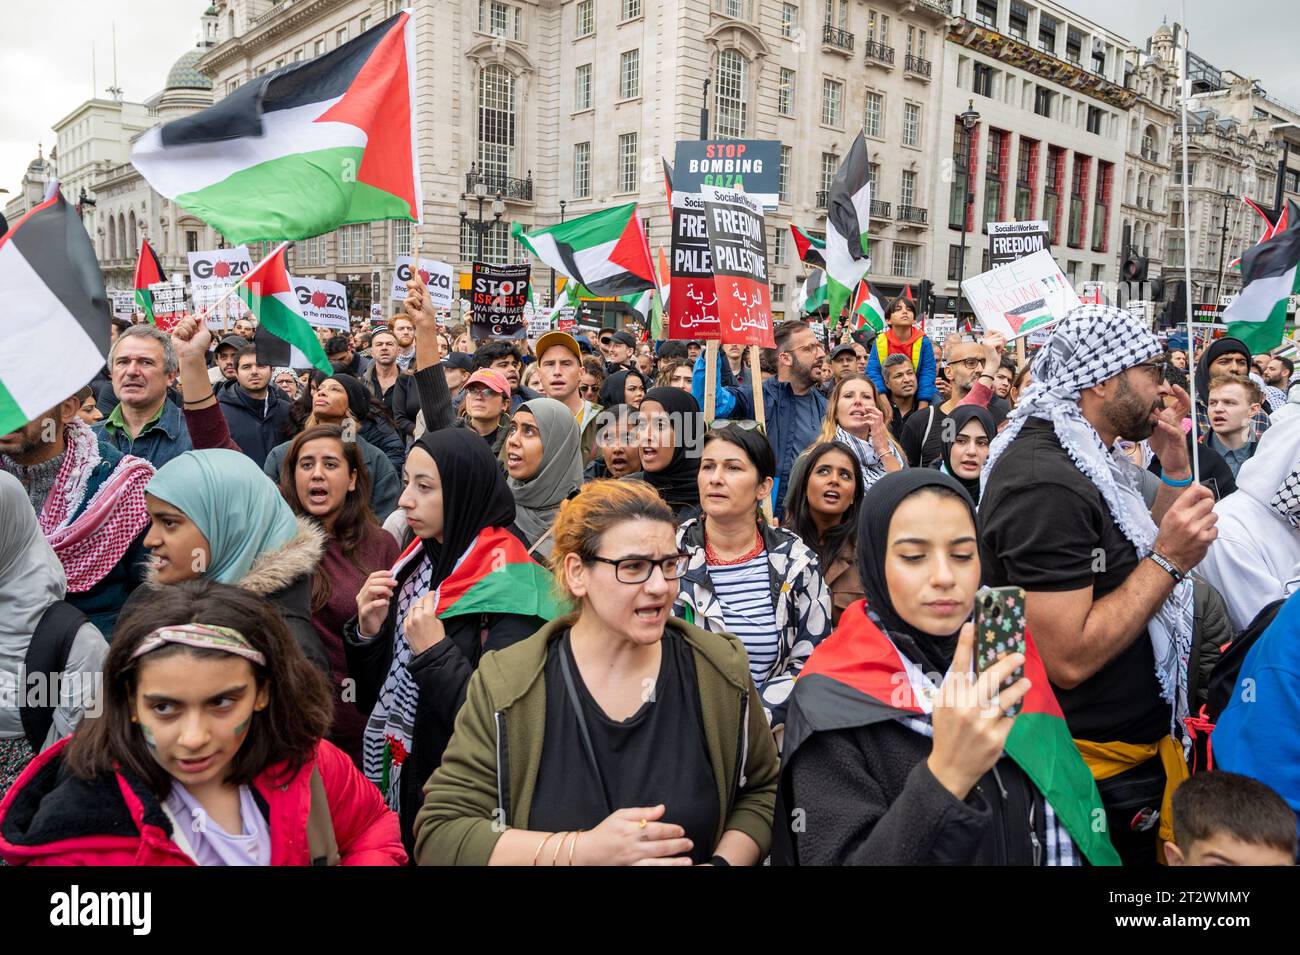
top-left (0, 580), bottom-right (405, 866)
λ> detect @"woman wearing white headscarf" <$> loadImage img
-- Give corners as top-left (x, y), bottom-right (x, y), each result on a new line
top-left (502, 397), bottom-right (583, 557)
top-left (0, 472), bottom-right (107, 792)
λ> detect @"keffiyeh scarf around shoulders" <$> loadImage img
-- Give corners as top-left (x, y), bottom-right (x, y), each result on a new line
top-left (834, 426), bottom-right (890, 489)
top-left (981, 304), bottom-right (1195, 742)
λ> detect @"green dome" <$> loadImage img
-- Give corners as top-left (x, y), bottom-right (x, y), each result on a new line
top-left (165, 48), bottom-right (213, 91)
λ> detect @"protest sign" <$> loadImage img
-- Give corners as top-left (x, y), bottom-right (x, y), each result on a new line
top-left (700, 185), bottom-right (775, 349)
top-left (527, 308), bottom-right (552, 339)
top-left (673, 140), bottom-right (781, 209)
top-left (987, 220), bottom-right (1051, 268)
top-left (668, 191), bottom-right (721, 341)
top-left (961, 249), bottom-right (1081, 341)
top-left (189, 246), bottom-right (253, 329)
top-left (390, 256), bottom-right (454, 309)
top-left (470, 262), bottom-right (530, 340)
top-left (109, 290), bottom-right (135, 321)
top-left (556, 307), bottom-right (576, 332)
top-left (925, 314), bottom-right (959, 342)
top-left (292, 276), bottom-right (349, 331)
top-left (370, 303), bottom-right (385, 326)
top-left (148, 281), bottom-right (188, 332)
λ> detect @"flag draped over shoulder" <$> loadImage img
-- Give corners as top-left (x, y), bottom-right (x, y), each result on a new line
top-left (241, 245), bottom-right (332, 373)
top-left (0, 192), bottom-right (110, 435)
top-left (1223, 199), bottom-right (1300, 353)
top-left (823, 133), bottom-right (874, 327)
top-left (781, 601), bottom-right (1120, 866)
top-left (132, 10), bottom-right (420, 244)
top-left (133, 238), bottom-right (165, 323)
top-left (512, 204), bottom-right (656, 297)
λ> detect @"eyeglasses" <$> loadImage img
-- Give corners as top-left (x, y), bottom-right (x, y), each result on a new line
top-left (1130, 360), bottom-right (1168, 384)
top-left (578, 384), bottom-right (599, 396)
top-left (585, 553), bottom-right (690, 584)
top-left (947, 356), bottom-right (987, 371)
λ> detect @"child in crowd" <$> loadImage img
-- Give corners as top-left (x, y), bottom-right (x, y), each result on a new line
top-left (1164, 772), bottom-right (1296, 866)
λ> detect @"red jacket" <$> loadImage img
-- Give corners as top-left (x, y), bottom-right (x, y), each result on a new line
top-left (0, 736), bottom-right (406, 866)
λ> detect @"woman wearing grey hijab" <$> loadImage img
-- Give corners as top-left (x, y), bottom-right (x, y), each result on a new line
top-left (501, 397), bottom-right (583, 557)
top-left (0, 471), bottom-right (107, 792)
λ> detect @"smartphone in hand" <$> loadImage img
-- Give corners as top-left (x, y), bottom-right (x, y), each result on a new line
top-left (974, 586), bottom-right (1027, 716)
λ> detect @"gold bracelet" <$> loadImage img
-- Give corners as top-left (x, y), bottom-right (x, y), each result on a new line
top-left (569, 829), bottom-right (583, 866)
top-left (551, 830), bottom-right (569, 866)
top-left (533, 831), bottom-right (558, 866)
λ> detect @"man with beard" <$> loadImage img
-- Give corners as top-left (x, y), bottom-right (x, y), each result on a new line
top-left (1264, 355), bottom-right (1293, 390)
top-left (980, 304), bottom-right (1219, 866)
top-left (217, 345), bottom-right (291, 466)
top-left (391, 315), bottom-right (417, 371)
top-left (361, 327), bottom-right (420, 441)
top-left (207, 334), bottom-right (247, 390)
top-left (900, 334), bottom-right (1000, 467)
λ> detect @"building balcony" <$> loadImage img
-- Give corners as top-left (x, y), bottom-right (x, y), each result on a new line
top-left (822, 24), bottom-right (854, 55)
top-left (904, 54), bottom-right (932, 79)
top-left (897, 204), bottom-right (929, 226)
top-left (870, 199), bottom-right (892, 220)
top-left (815, 191), bottom-right (829, 209)
top-left (465, 166), bottom-right (534, 202)
top-left (864, 40), bottom-right (894, 68)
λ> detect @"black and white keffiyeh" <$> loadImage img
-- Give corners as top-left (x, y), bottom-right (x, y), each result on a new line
top-left (1272, 466), bottom-right (1300, 529)
top-left (835, 426), bottom-right (890, 489)
top-left (982, 304), bottom-right (1195, 741)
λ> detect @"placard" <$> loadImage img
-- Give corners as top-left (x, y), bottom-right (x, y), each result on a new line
top-left (109, 290), bottom-right (136, 321)
top-left (390, 256), bottom-right (455, 309)
top-left (527, 311), bottom-right (553, 339)
top-left (667, 191), bottom-right (721, 341)
top-left (672, 140), bottom-right (782, 209)
top-left (188, 246), bottom-right (253, 329)
top-left (961, 249), bottom-right (1081, 340)
top-left (147, 281), bottom-right (189, 332)
top-left (925, 314), bottom-right (959, 342)
top-left (470, 262), bottom-right (530, 340)
top-left (987, 220), bottom-right (1051, 268)
top-left (700, 185), bottom-right (775, 348)
top-left (370, 303), bottom-right (385, 326)
top-left (292, 276), bottom-right (349, 331)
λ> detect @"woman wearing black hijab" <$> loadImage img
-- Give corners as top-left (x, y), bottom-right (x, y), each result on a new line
top-left (344, 428), bottom-right (558, 854)
top-left (774, 470), bottom-right (1119, 866)
top-left (631, 386), bottom-right (704, 523)
top-left (598, 368), bottom-right (650, 410)
top-left (936, 405), bottom-right (995, 506)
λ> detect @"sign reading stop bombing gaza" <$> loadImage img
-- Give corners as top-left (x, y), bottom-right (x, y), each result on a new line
top-left (390, 257), bottom-right (455, 309)
top-left (961, 248), bottom-right (1081, 341)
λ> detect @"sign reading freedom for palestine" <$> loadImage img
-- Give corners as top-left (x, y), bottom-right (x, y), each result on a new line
top-left (701, 185), bottom-right (775, 349)
top-left (988, 220), bottom-right (1051, 268)
top-left (673, 140), bottom-right (781, 210)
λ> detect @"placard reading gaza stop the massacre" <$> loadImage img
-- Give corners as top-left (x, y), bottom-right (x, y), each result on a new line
top-left (292, 276), bottom-right (349, 332)
top-left (389, 256), bottom-right (455, 309)
top-left (700, 185), bottom-right (775, 349)
top-left (470, 262), bottom-right (530, 340)
top-left (189, 247), bottom-right (253, 329)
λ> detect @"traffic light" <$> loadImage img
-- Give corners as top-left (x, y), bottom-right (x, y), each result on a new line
top-left (1121, 253), bottom-right (1149, 284)
top-left (917, 280), bottom-right (934, 317)
top-left (1160, 280), bottom-right (1187, 329)
top-left (1148, 276), bottom-right (1165, 302)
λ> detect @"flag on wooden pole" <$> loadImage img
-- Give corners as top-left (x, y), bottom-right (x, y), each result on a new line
top-left (133, 239), bottom-right (166, 323)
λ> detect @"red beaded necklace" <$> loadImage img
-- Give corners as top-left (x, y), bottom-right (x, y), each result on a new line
top-left (704, 526), bottom-right (765, 566)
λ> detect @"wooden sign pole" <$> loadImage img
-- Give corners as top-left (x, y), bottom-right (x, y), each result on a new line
top-left (703, 339), bottom-right (719, 422)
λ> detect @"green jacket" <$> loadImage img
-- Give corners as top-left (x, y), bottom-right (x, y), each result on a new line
top-left (413, 613), bottom-right (779, 865)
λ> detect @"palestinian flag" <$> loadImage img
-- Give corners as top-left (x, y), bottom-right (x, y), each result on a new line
top-left (653, 246), bottom-right (671, 340)
top-left (1004, 298), bottom-right (1055, 335)
top-left (1230, 197), bottom-right (1288, 270)
top-left (849, 278), bottom-right (885, 333)
top-left (390, 526), bottom-right (562, 621)
top-left (662, 156), bottom-right (674, 207)
top-left (619, 289), bottom-right (654, 325)
top-left (823, 133), bottom-right (874, 327)
top-left (240, 244), bottom-right (332, 373)
top-left (1223, 199), bottom-right (1300, 354)
top-left (780, 601), bottom-right (1120, 866)
top-left (790, 224), bottom-right (826, 269)
top-left (512, 203), bottom-right (656, 297)
top-left (0, 191), bottom-right (110, 436)
top-left (795, 269), bottom-right (828, 315)
top-left (133, 238), bottom-right (166, 323)
top-left (131, 10), bottom-right (420, 244)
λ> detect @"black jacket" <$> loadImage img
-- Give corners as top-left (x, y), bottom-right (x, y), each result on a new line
top-left (359, 416), bottom-right (407, 475)
top-left (362, 366), bottom-right (421, 442)
top-left (218, 386), bottom-right (290, 468)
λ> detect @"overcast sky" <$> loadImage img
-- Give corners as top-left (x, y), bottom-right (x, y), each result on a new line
top-left (3, 1), bottom-right (1298, 202)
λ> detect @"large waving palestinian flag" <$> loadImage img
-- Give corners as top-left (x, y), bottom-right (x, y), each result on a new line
top-left (780, 601), bottom-right (1120, 866)
top-left (240, 245), bottom-right (332, 373)
top-left (133, 238), bottom-right (166, 323)
top-left (512, 204), bottom-right (656, 297)
top-left (132, 10), bottom-right (420, 244)
top-left (391, 526), bottom-right (563, 621)
top-left (824, 133), bottom-right (874, 327)
top-left (1223, 199), bottom-right (1300, 354)
top-left (0, 191), bottom-right (110, 436)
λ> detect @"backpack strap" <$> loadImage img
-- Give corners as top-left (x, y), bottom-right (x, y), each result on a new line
top-left (306, 765), bottom-right (340, 866)
top-left (920, 405), bottom-right (938, 457)
top-left (20, 600), bottom-right (88, 752)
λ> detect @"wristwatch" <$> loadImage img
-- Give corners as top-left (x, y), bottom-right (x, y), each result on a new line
top-left (1147, 551), bottom-right (1184, 584)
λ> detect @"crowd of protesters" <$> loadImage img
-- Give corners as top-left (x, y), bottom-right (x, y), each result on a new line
top-left (1, 275), bottom-right (1299, 869)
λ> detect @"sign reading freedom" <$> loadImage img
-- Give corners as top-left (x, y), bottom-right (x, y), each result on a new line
top-left (668, 191), bottom-right (721, 341)
top-left (470, 262), bottom-right (530, 340)
top-left (701, 186), bottom-right (775, 348)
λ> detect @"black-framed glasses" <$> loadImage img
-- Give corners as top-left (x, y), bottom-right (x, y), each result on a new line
top-left (586, 553), bottom-right (690, 583)
top-left (1131, 360), bottom-right (1168, 384)
top-left (946, 356), bottom-right (987, 371)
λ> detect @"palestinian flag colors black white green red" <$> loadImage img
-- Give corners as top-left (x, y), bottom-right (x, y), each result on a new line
top-left (240, 244), bottom-right (332, 373)
top-left (1223, 199), bottom-right (1300, 354)
top-left (0, 191), bottom-right (110, 436)
top-left (133, 238), bottom-right (166, 323)
top-left (849, 278), bottom-right (885, 333)
top-left (512, 203), bottom-right (657, 297)
top-left (795, 268), bottom-right (828, 315)
top-left (790, 224), bottom-right (827, 270)
top-left (824, 133), bottom-right (874, 326)
top-left (780, 601), bottom-right (1120, 866)
top-left (132, 10), bottom-right (420, 244)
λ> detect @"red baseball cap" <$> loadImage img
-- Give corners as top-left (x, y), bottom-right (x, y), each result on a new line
top-left (463, 369), bottom-right (511, 396)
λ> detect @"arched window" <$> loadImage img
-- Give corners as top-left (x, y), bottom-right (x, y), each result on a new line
top-left (1125, 168), bottom-right (1135, 204)
top-left (1135, 174), bottom-right (1145, 207)
top-left (477, 65), bottom-right (517, 186)
top-left (1143, 222), bottom-right (1153, 256)
top-left (108, 216), bottom-right (117, 260)
top-left (118, 214), bottom-right (127, 259)
top-left (1141, 125), bottom-right (1157, 161)
top-left (128, 211), bottom-right (138, 254)
top-left (228, 11), bottom-right (236, 40)
top-left (714, 49), bottom-right (748, 138)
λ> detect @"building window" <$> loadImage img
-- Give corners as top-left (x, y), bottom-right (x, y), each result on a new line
top-left (620, 50), bottom-right (641, 99)
top-left (902, 103), bottom-right (920, 147)
top-left (1066, 260), bottom-right (1079, 285)
top-left (823, 0), bottom-right (847, 30)
top-left (779, 68), bottom-right (796, 117)
top-left (821, 152), bottom-right (838, 196)
top-left (781, 2), bottom-right (798, 37)
top-left (1065, 28), bottom-right (1082, 65)
top-left (974, 0), bottom-right (998, 29)
top-left (186, 229), bottom-right (200, 253)
top-left (460, 220), bottom-right (511, 264)
top-left (1033, 86), bottom-right (1053, 118)
top-left (772, 282), bottom-right (785, 304)
top-left (393, 220), bottom-right (411, 256)
top-left (779, 145), bottom-right (791, 201)
top-left (714, 50), bottom-right (749, 138)
top-left (947, 245), bottom-right (964, 282)
top-left (622, 0), bottom-right (642, 19)
top-left (338, 224), bottom-right (371, 265)
top-left (574, 142), bottom-right (591, 198)
top-left (1038, 15), bottom-right (1057, 54)
top-left (360, 14), bottom-right (371, 32)
top-left (867, 163), bottom-right (879, 191)
top-left (1086, 106), bottom-right (1102, 135)
top-left (1045, 146), bottom-right (1064, 244)
top-left (480, 0), bottom-right (518, 39)
top-left (1068, 155), bottom-right (1090, 249)
top-left (1015, 138), bottom-right (1037, 220)
top-left (1091, 40), bottom-right (1106, 75)
top-left (1092, 160), bottom-right (1113, 253)
top-left (949, 119), bottom-right (975, 231)
top-left (717, 0), bottom-right (756, 18)
top-left (314, 39), bottom-right (325, 56)
top-left (336, 28), bottom-right (348, 45)
top-left (1166, 233), bottom-right (1185, 268)
top-left (974, 64), bottom-right (993, 98)
top-left (618, 132), bottom-right (639, 192)
top-left (983, 129), bottom-right (1007, 226)
top-left (575, 64), bottom-right (592, 111)
top-left (1140, 126), bottom-right (1156, 160)
top-left (774, 228), bottom-right (788, 266)
top-left (901, 169), bottom-right (917, 208)
top-left (576, 0), bottom-right (594, 37)
top-left (1090, 263), bottom-right (1103, 282)
top-left (478, 65), bottom-right (516, 184)
top-left (867, 11), bottom-right (889, 46)
top-left (863, 91), bottom-right (883, 138)
top-left (892, 243), bottom-right (916, 277)
top-left (1008, 1), bottom-right (1029, 40)
top-left (821, 78), bottom-right (843, 128)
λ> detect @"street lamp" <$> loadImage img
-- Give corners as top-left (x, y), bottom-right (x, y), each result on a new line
top-left (955, 99), bottom-right (981, 326)
top-left (1214, 189), bottom-right (1235, 308)
top-left (459, 188), bottom-right (505, 263)
top-left (551, 199), bottom-right (567, 306)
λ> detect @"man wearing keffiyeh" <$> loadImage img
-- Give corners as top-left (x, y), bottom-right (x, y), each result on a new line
top-left (978, 304), bottom-right (1219, 866)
